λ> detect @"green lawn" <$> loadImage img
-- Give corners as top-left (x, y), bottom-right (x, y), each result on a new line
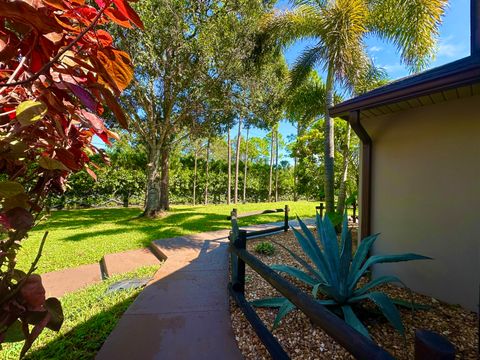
top-left (1, 265), bottom-right (159, 360)
top-left (18, 201), bottom-right (319, 274)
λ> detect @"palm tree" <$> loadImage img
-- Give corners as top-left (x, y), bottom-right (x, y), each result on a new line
top-left (286, 71), bottom-right (328, 201)
top-left (259, 0), bottom-right (447, 214)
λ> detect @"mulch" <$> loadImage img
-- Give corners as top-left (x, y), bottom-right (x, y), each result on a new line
top-left (230, 229), bottom-right (479, 359)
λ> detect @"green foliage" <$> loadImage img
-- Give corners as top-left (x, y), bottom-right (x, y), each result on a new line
top-left (16, 202), bottom-right (318, 274)
top-left (252, 214), bottom-right (431, 337)
top-left (254, 241), bottom-right (276, 256)
top-left (0, 266), bottom-right (159, 359)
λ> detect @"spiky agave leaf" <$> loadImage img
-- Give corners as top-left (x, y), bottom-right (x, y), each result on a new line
top-left (353, 275), bottom-right (403, 297)
top-left (250, 297), bottom-right (286, 307)
top-left (338, 214), bottom-right (353, 295)
top-left (291, 223), bottom-right (331, 284)
top-left (270, 264), bottom-right (318, 286)
top-left (391, 298), bottom-right (431, 311)
top-left (350, 292), bottom-right (405, 335)
top-left (250, 297), bottom-right (295, 329)
top-left (271, 240), bottom-right (325, 283)
top-left (341, 305), bottom-right (370, 338)
top-left (348, 253), bottom-right (432, 292)
top-left (348, 233), bottom-right (379, 282)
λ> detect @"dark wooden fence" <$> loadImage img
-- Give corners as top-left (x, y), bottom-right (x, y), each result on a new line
top-left (228, 206), bottom-right (455, 360)
top-left (316, 202), bottom-right (358, 223)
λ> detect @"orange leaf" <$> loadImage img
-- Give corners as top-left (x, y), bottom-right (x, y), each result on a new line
top-left (42, 0), bottom-right (67, 10)
top-left (113, 0), bottom-right (144, 29)
top-left (97, 47), bottom-right (133, 92)
top-left (85, 166), bottom-right (97, 180)
top-left (104, 7), bottom-right (133, 29)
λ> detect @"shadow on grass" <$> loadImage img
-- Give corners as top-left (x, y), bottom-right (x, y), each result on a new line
top-left (39, 207), bottom-right (291, 246)
top-left (24, 294), bottom-right (137, 360)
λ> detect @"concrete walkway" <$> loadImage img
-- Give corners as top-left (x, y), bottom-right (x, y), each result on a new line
top-left (96, 220), bottom-right (316, 360)
top-left (42, 248), bottom-right (160, 298)
top-left (96, 229), bottom-right (241, 360)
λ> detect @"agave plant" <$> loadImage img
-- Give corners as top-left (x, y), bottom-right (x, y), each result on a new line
top-left (251, 214), bottom-right (431, 337)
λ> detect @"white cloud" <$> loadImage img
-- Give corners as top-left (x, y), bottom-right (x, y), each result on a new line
top-left (382, 63), bottom-right (406, 73)
top-left (369, 46), bottom-right (382, 53)
top-left (437, 37), bottom-right (468, 58)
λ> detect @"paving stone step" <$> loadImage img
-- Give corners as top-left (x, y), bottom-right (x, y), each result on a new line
top-left (100, 248), bottom-right (161, 279)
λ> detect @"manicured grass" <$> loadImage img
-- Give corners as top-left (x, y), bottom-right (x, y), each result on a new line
top-left (18, 201), bottom-right (319, 274)
top-left (1, 265), bottom-right (159, 360)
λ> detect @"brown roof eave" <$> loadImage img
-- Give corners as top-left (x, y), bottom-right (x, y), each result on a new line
top-left (330, 55), bottom-right (480, 119)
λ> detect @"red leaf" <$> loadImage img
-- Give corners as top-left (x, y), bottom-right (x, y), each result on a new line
top-left (104, 7), bottom-right (132, 29)
top-left (65, 83), bottom-right (98, 113)
top-left (101, 88), bottom-right (129, 129)
top-left (113, 0), bottom-right (144, 29)
top-left (94, 0), bottom-right (107, 7)
top-left (96, 130), bottom-right (111, 145)
top-left (79, 109), bottom-right (104, 132)
top-left (5, 207), bottom-right (34, 232)
top-left (85, 29), bottom-right (113, 47)
top-left (0, 213), bottom-right (11, 230)
top-left (55, 148), bottom-right (82, 171)
top-left (20, 275), bottom-right (46, 311)
top-left (30, 50), bottom-right (43, 73)
top-left (42, 0), bottom-right (68, 10)
top-left (0, 2), bottom-right (61, 34)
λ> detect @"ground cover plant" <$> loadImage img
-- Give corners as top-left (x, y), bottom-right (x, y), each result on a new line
top-left (232, 230), bottom-right (478, 359)
top-left (254, 241), bottom-right (276, 256)
top-left (251, 214), bottom-right (430, 337)
top-left (0, 0), bottom-right (141, 353)
top-left (0, 265), bottom-right (158, 359)
top-left (17, 201), bottom-right (318, 274)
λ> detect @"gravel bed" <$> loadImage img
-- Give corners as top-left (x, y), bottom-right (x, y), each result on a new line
top-left (230, 229), bottom-right (479, 359)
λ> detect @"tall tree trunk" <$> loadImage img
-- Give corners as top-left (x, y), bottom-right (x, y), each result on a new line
top-left (159, 146), bottom-right (170, 211)
top-left (234, 119), bottom-right (242, 204)
top-left (144, 146), bottom-right (162, 217)
top-left (324, 63), bottom-right (335, 214)
top-left (268, 130), bottom-right (274, 201)
top-left (293, 155), bottom-right (297, 201)
top-left (204, 138), bottom-right (210, 205)
top-left (274, 128), bottom-right (279, 202)
top-left (227, 128), bottom-right (231, 205)
top-left (242, 127), bottom-right (249, 203)
top-left (293, 124), bottom-right (300, 202)
top-left (336, 124), bottom-right (351, 215)
top-left (193, 148), bottom-right (198, 206)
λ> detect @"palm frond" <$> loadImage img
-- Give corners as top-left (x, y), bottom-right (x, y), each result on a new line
top-left (290, 45), bottom-right (325, 89)
top-left (261, 6), bottom-right (323, 48)
top-left (368, 0), bottom-right (448, 72)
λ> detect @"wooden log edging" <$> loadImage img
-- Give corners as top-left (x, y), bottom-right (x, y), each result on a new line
top-left (229, 283), bottom-right (290, 360)
top-left (229, 237), bottom-right (394, 360)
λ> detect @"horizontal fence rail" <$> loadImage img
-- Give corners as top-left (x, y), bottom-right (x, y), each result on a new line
top-left (229, 229), bottom-right (394, 360)
top-left (228, 207), bottom-right (456, 360)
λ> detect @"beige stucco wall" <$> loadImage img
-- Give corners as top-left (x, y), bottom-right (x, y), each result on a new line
top-left (360, 94), bottom-right (480, 312)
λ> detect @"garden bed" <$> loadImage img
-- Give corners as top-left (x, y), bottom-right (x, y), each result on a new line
top-left (230, 230), bottom-right (478, 359)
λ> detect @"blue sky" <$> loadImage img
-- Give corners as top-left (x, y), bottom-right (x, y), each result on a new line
top-left (95, 1), bottom-right (471, 155)
top-left (248, 0), bottom-right (471, 159)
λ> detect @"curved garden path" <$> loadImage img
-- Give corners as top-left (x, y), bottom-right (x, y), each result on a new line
top-left (96, 220), bottom-right (315, 359)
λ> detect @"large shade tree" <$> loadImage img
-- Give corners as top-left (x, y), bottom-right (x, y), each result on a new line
top-left (258, 0), bottom-right (447, 214)
top-left (116, 0), bottom-right (277, 216)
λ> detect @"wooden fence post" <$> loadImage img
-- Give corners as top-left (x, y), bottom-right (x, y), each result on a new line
top-left (352, 202), bottom-right (357, 223)
top-left (232, 229), bottom-right (247, 293)
top-left (415, 330), bottom-right (455, 360)
top-left (319, 203), bottom-right (324, 218)
top-left (284, 205), bottom-right (289, 232)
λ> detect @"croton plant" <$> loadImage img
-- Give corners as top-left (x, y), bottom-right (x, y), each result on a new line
top-left (0, 0), bottom-right (142, 355)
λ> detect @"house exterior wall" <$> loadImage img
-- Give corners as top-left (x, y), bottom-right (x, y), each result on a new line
top-left (360, 94), bottom-right (480, 312)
